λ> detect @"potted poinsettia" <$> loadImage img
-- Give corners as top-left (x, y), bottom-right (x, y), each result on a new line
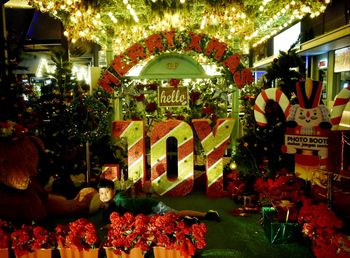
top-left (0, 219), bottom-right (12, 258)
top-left (55, 218), bottom-right (100, 258)
top-left (149, 213), bottom-right (207, 258)
top-left (298, 197), bottom-right (350, 258)
top-left (104, 212), bottom-right (151, 258)
top-left (10, 224), bottom-right (55, 258)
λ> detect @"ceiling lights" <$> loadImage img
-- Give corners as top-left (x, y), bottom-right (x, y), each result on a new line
top-left (29, 0), bottom-right (331, 54)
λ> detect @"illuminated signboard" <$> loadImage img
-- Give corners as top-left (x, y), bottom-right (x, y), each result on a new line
top-left (334, 47), bottom-right (350, 73)
top-left (273, 22), bottom-right (301, 55)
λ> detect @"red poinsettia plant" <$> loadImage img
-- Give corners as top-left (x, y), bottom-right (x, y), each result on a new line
top-left (10, 224), bottom-right (56, 257)
top-left (0, 219), bottom-right (12, 249)
top-left (55, 218), bottom-right (99, 251)
top-left (254, 175), bottom-right (304, 205)
top-left (104, 212), bottom-right (152, 255)
top-left (298, 197), bottom-right (350, 258)
top-left (149, 212), bottom-right (207, 256)
top-left (104, 212), bottom-right (207, 257)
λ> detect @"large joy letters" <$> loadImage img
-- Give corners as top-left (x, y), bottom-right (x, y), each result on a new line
top-left (150, 120), bottom-right (194, 196)
top-left (192, 119), bottom-right (234, 197)
top-left (112, 119), bottom-right (234, 196)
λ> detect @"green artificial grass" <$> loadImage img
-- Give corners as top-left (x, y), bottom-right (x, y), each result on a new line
top-left (153, 192), bottom-right (313, 258)
top-left (42, 191), bottom-right (313, 258)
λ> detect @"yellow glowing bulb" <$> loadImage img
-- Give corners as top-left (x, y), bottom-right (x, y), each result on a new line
top-left (259, 6), bottom-right (264, 11)
top-left (291, 1), bottom-right (295, 5)
top-left (76, 10), bottom-right (82, 17)
top-left (325, 0), bottom-right (330, 3)
top-left (63, 31), bottom-right (69, 37)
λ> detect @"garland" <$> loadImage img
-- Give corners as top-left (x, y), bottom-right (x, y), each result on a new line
top-left (99, 29), bottom-right (253, 94)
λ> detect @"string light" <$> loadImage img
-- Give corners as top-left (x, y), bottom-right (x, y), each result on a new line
top-left (30, 0), bottom-right (331, 52)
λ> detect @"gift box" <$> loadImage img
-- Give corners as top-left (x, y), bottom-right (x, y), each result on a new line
top-left (262, 207), bottom-right (300, 244)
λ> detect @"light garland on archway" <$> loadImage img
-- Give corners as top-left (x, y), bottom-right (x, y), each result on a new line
top-left (29, 0), bottom-right (331, 53)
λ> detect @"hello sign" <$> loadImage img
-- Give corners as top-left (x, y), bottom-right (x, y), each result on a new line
top-left (112, 118), bottom-right (234, 197)
top-left (158, 86), bottom-right (189, 107)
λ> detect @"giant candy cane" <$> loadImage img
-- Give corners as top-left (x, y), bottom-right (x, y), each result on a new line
top-left (330, 86), bottom-right (350, 128)
top-left (254, 88), bottom-right (290, 127)
top-left (150, 120), bottom-right (194, 196)
top-left (192, 118), bottom-right (234, 197)
top-left (112, 120), bottom-right (146, 186)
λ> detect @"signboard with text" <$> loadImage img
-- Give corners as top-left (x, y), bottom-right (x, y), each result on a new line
top-left (158, 86), bottom-right (189, 107)
top-left (284, 134), bottom-right (328, 151)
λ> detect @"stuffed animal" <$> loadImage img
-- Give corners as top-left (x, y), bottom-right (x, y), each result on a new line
top-left (0, 134), bottom-right (102, 222)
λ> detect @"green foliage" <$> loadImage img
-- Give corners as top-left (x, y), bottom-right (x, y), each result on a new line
top-left (121, 78), bottom-right (233, 133)
top-left (232, 48), bottom-right (305, 183)
top-left (265, 48), bottom-right (305, 98)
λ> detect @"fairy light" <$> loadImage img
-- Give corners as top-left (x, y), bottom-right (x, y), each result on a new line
top-left (30, 0), bottom-right (331, 52)
top-left (200, 16), bottom-right (206, 29)
top-left (108, 12), bottom-right (117, 23)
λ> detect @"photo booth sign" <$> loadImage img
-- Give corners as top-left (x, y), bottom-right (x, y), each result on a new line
top-left (283, 80), bottom-right (331, 181)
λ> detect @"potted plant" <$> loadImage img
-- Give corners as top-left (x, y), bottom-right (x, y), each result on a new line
top-left (10, 224), bottom-right (55, 258)
top-left (55, 218), bottom-right (100, 258)
top-left (104, 212), bottom-right (151, 258)
top-left (298, 197), bottom-right (350, 258)
top-left (0, 219), bottom-right (11, 258)
top-left (149, 213), bottom-right (207, 258)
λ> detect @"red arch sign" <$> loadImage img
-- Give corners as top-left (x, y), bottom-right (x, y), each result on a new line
top-left (98, 30), bottom-right (253, 92)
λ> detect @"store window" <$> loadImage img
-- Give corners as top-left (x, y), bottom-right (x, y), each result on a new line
top-left (317, 54), bottom-right (328, 100)
top-left (334, 47), bottom-right (350, 98)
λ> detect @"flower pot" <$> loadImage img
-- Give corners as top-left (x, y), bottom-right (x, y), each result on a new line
top-left (104, 247), bottom-right (144, 258)
top-left (0, 248), bottom-right (9, 258)
top-left (58, 247), bottom-right (99, 258)
top-left (16, 249), bottom-right (52, 258)
top-left (153, 247), bottom-right (191, 258)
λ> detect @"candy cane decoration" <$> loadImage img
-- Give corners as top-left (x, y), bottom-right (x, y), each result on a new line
top-left (150, 120), bottom-right (194, 196)
top-left (192, 118), bottom-right (234, 197)
top-left (112, 120), bottom-right (146, 186)
top-left (330, 86), bottom-right (350, 127)
top-left (254, 88), bottom-right (291, 127)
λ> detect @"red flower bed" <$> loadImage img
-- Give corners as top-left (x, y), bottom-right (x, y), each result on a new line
top-left (104, 212), bottom-right (207, 257)
top-left (0, 219), bottom-right (11, 249)
top-left (298, 197), bottom-right (350, 258)
top-left (55, 218), bottom-right (99, 251)
top-left (11, 224), bottom-right (55, 257)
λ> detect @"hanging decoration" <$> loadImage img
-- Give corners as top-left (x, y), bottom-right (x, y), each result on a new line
top-left (29, 0), bottom-right (331, 52)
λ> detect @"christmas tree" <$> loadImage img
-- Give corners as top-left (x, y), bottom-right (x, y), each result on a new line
top-left (229, 48), bottom-right (305, 195)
